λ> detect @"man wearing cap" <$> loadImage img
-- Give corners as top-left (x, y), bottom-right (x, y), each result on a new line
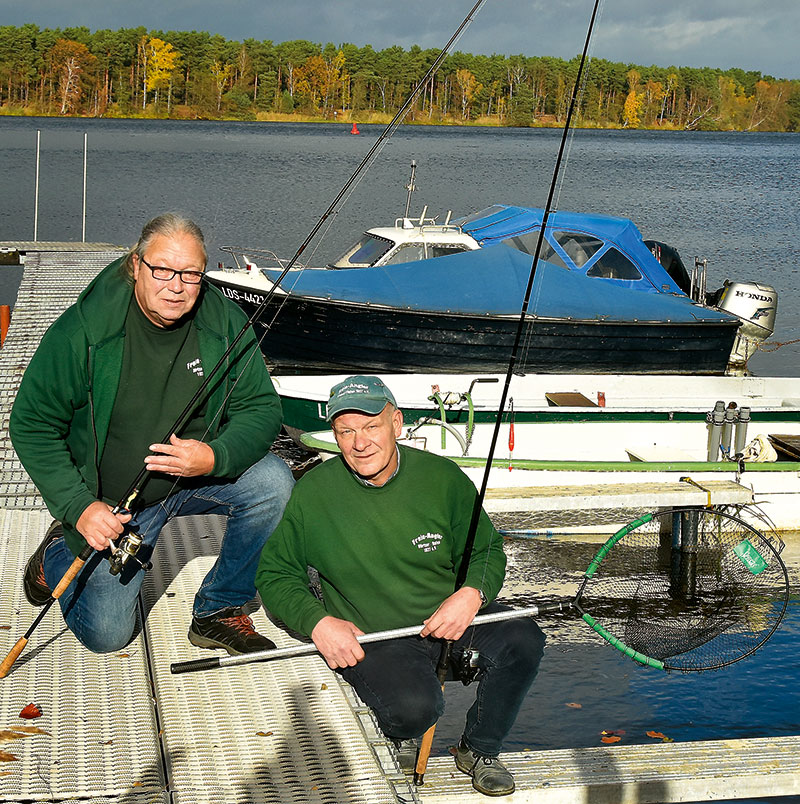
top-left (256, 376), bottom-right (545, 797)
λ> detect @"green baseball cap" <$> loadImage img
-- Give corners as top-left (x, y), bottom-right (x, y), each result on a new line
top-left (326, 375), bottom-right (397, 421)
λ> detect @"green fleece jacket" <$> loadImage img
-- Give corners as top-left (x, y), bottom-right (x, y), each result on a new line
top-left (256, 445), bottom-right (506, 636)
top-left (10, 256), bottom-right (282, 555)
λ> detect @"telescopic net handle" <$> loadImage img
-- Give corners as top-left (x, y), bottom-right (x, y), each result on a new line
top-left (171, 604), bottom-right (548, 675)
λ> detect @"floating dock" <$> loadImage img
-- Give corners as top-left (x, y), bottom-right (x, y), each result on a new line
top-left (1, 246), bottom-right (798, 802)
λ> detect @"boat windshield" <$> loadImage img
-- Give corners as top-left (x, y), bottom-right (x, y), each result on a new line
top-left (329, 234), bottom-right (393, 268)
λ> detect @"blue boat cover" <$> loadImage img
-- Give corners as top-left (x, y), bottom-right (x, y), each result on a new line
top-left (458, 205), bottom-right (676, 287)
top-left (264, 243), bottom-right (736, 324)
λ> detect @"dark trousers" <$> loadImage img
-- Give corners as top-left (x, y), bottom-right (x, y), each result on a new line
top-left (339, 604), bottom-right (545, 756)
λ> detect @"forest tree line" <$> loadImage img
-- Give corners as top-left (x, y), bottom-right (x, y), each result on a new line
top-left (1, 23), bottom-right (799, 131)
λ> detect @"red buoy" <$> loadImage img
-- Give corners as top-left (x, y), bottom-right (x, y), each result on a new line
top-left (350, 122), bottom-right (360, 135)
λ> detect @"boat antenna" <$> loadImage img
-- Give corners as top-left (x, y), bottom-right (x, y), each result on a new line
top-left (404, 160), bottom-right (417, 218)
top-left (413, 0), bottom-right (604, 785)
top-left (0, 0), bottom-right (489, 679)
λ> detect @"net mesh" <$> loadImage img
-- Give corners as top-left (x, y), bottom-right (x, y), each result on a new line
top-left (579, 508), bottom-right (789, 671)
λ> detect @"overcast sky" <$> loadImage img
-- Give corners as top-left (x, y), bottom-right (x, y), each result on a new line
top-left (3, 0), bottom-right (798, 80)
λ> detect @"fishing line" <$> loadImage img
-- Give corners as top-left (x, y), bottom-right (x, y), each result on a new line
top-left (553, 0), bottom-right (605, 212)
top-left (464, 0), bottom-right (604, 642)
top-left (518, 0), bottom-right (605, 372)
top-left (410, 0), bottom-right (605, 785)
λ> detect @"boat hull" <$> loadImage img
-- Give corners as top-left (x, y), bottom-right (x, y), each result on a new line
top-left (212, 282), bottom-right (739, 376)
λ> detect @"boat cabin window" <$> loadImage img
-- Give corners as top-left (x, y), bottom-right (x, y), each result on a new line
top-left (428, 243), bottom-right (471, 259)
top-left (502, 231), bottom-right (569, 270)
top-left (383, 243), bottom-right (427, 265)
top-left (330, 234), bottom-right (393, 268)
top-left (586, 247), bottom-right (643, 280)
top-left (552, 231), bottom-right (603, 267)
top-left (382, 242), bottom-right (472, 265)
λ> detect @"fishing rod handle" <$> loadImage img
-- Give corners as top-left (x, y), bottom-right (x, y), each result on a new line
top-left (171, 605), bottom-right (544, 674)
top-left (0, 546), bottom-right (94, 679)
top-left (413, 638), bottom-right (453, 785)
top-left (51, 546), bottom-right (93, 599)
top-left (0, 637), bottom-right (29, 678)
top-left (414, 721), bottom-right (436, 786)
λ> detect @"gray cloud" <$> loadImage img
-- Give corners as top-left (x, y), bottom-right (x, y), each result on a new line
top-left (2, 0), bottom-right (797, 79)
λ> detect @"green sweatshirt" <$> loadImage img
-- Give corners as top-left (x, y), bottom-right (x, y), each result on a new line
top-left (10, 256), bottom-right (283, 556)
top-left (256, 444), bottom-right (506, 636)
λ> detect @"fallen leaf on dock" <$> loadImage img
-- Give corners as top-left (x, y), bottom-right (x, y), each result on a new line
top-left (646, 730), bottom-right (673, 742)
top-left (18, 704), bottom-right (42, 719)
top-left (600, 735), bottom-right (621, 743)
top-left (0, 731), bottom-right (26, 744)
top-left (0, 750), bottom-right (18, 762)
top-left (5, 726), bottom-right (48, 736)
top-left (256, 731), bottom-right (273, 737)
top-left (320, 683), bottom-right (328, 690)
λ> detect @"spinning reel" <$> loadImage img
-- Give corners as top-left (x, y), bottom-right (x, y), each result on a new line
top-left (458, 648), bottom-right (482, 685)
top-left (108, 527), bottom-right (152, 576)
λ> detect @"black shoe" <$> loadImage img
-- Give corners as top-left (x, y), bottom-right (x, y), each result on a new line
top-left (454, 740), bottom-right (515, 797)
top-left (188, 607), bottom-right (277, 655)
top-left (23, 522), bottom-right (61, 606)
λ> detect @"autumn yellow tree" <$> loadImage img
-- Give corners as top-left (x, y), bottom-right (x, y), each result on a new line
top-left (454, 68), bottom-right (482, 119)
top-left (50, 39), bottom-right (96, 115)
top-left (295, 50), bottom-right (346, 114)
top-left (622, 68), bottom-right (642, 127)
top-left (144, 38), bottom-right (180, 109)
top-left (642, 79), bottom-right (664, 125)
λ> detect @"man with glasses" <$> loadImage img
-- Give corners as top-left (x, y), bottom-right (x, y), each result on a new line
top-left (10, 213), bottom-right (294, 656)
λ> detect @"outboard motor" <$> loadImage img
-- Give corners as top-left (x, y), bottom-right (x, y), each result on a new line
top-left (711, 280), bottom-right (778, 372)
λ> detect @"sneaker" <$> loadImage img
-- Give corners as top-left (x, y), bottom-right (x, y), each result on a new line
top-left (23, 522), bottom-right (61, 606)
top-left (188, 607), bottom-right (277, 655)
top-left (391, 738), bottom-right (420, 772)
top-left (454, 740), bottom-right (515, 797)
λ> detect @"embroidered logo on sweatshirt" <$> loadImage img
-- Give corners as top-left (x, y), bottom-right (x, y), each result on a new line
top-left (412, 532), bottom-right (443, 553)
top-left (187, 357), bottom-right (204, 377)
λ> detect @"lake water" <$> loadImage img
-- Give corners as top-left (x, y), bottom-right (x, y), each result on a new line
top-left (1, 117), bottom-right (799, 801)
top-left (0, 116), bottom-right (799, 376)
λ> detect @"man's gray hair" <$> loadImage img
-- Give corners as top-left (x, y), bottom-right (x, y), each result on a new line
top-left (124, 213), bottom-right (207, 280)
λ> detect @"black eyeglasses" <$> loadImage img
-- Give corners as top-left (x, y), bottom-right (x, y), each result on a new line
top-left (140, 256), bottom-right (205, 285)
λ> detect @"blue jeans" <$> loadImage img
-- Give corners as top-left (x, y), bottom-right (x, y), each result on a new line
top-left (41, 452), bottom-right (294, 653)
top-left (339, 603), bottom-right (545, 757)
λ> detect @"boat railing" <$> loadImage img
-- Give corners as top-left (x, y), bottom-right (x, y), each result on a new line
top-left (691, 257), bottom-right (708, 303)
top-left (219, 245), bottom-right (301, 272)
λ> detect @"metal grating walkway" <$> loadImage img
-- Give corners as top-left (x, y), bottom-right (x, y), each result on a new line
top-left (0, 508), bottom-right (417, 804)
top-left (0, 248), bottom-right (126, 508)
top-left (142, 515), bottom-right (411, 804)
top-left (0, 509), bottom-right (167, 803)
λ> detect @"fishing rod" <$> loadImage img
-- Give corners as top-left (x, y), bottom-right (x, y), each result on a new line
top-left (0, 1), bottom-right (489, 679)
top-left (413, 0), bottom-right (603, 785)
